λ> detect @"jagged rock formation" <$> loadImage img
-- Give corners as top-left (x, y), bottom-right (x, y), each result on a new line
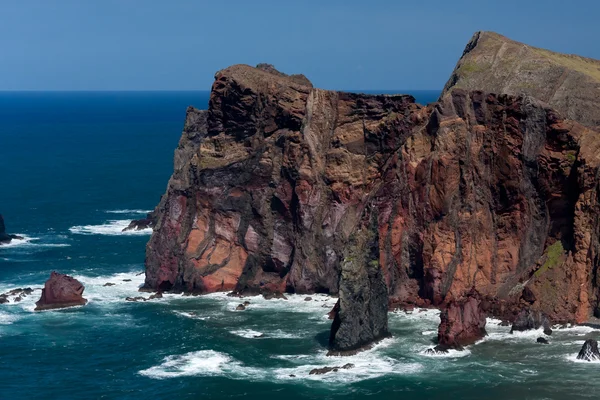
top-left (145, 44), bottom-right (600, 352)
top-left (442, 31), bottom-right (600, 129)
top-left (437, 289), bottom-right (486, 349)
top-left (511, 309), bottom-right (553, 335)
top-left (0, 215), bottom-right (23, 245)
top-left (577, 339), bottom-right (600, 361)
top-left (35, 272), bottom-right (88, 311)
top-left (329, 211), bottom-right (390, 354)
top-left (123, 211), bottom-right (157, 232)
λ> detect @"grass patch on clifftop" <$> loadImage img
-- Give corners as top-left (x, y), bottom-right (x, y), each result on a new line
top-left (534, 241), bottom-right (565, 277)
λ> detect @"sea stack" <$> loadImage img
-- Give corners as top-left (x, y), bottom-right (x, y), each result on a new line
top-left (0, 214), bottom-right (23, 245)
top-left (35, 272), bottom-right (88, 311)
top-left (436, 289), bottom-right (487, 349)
top-left (328, 211), bottom-right (390, 355)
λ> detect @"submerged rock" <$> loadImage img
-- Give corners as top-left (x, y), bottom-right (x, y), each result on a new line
top-left (103, 282), bottom-right (116, 287)
top-left (577, 339), bottom-right (600, 361)
top-left (309, 363), bottom-right (354, 375)
top-left (437, 289), bottom-right (486, 349)
top-left (125, 296), bottom-right (147, 302)
top-left (511, 309), bottom-right (553, 335)
top-left (423, 345), bottom-right (455, 355)
top-left (35, 272), bottom-right (87, 311)
top-left (262, 292), bottom-right (288, 301)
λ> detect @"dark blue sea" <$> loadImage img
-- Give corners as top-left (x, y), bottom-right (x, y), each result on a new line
top-left (1, 90), bottom-right (598, 400)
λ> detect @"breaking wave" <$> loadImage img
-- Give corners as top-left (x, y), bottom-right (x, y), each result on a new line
top-left (69, 220), bottom-right (152, 236)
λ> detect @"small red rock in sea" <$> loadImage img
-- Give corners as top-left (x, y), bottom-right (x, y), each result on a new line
top-left (35, 272), bottom-right (88, 311)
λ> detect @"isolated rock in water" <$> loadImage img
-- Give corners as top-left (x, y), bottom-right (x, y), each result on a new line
top-left (122, 212), bottom-right (156, 232)
top-left (424, 345), bottom-right (453, 355)
top-left (243, 301), bottom-right (250, 306)
top-left (103, 282), bottom-right (115, 287)
top-left (125, 296), bottom-right (147, 302)
top-left (309, 363), bottom-right (354, 375)
top-left (442, 31), bottom-right (600, 129)
top-left (35, 272), bottom-right (87, 311)
top-left (148, 292), bottom-right (163, 300)
top-left (329, 212), bottom-right (389, 354)
top-left (438, 290), bottom-right (486, 348)
top-left (236, 304), bottom-right (246, 311)
top-left (577, 339), bottom-right (600, 361)
top-left (511, 309), bottom-right (553, 335)
top-left (0, 288), bottom-right (37, 304)
top-left (262, 292), bottom-right (288, 300)
top-left (537, 337), bottom-right (549, 344)
top-left (0, 214), bottom-right (23, 244)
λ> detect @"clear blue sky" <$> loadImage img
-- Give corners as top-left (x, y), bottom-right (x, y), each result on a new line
top-left (1, 0), bottom-right (598, 91)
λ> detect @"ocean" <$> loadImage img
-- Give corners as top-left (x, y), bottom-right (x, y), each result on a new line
top-left (1, 90), bottom-right (598, 400)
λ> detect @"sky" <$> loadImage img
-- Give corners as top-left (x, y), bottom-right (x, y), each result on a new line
top-left (1, 0), bottom-right (599, 91)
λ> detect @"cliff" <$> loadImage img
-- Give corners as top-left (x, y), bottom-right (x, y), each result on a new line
top-left (442, 31), bottom-right (600, 129)
top-left (145, 40), bottom-right (600, 352)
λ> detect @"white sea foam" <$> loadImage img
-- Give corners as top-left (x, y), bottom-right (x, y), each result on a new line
top-left (565, 353), bottom-right (600, 364)
top-left (0, 311), bottom-right (20, 325)
top-left (0, 235), bottom-right (70, 249)
top-left (105, 209), bottom-right (152, 215)
top-left (417, 346), bottom-right (472, 358)
top-left (138, 350), bottom-right (262, 380)
top-left (421, 330), bottom-right (437, 336)
top-left (230, 328), bottom-right (304, 339)
top-left (172, 311), bottom-right (210, 320)
top-left (231, 329), bottom-right (264, 338)
top-left (69, 220), bottom-right (152, 236)
top-left (140, 346), bottom-right (423, 384)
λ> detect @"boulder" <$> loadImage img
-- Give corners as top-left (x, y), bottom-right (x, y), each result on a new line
top-left (304, 297), bottom-right (312, 301)
top-left (576, 339), bottom-right (600, 361)
top-left (537, 337), bottom-right (549, 344)
top-left (511, 309), bottom-right (553, 335)
top-left (103, 283), bottom-right (116, 287)
top-left (437, 289), bottom-right (486, 349)
top-left (236, 304), bottom-right (246, 311)
top-left (35, 272), bottom-right (88, 311)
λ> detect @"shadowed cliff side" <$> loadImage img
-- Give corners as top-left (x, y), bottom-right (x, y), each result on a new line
top-left (441, 31), bottom-right (600, 129)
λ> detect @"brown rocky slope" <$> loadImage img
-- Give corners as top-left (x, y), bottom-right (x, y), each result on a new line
top-left (144, 49), bottom-right (600, 351)
top-left (441, 31), bottom-right (600, 129)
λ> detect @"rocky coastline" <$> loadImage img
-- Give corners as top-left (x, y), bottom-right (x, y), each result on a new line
top-left (133, 31), bottom-right (600, 354)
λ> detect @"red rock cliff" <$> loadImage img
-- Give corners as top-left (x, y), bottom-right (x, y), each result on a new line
top-left (144, 64), bottom-right (600, 329)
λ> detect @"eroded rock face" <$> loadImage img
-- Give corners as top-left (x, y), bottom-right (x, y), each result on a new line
top-left (437, 289), bottom-right (486, 348)
top-left (577, 339), bottom-right (600, 361)
top-left (35, 272), bottom-right (87, 311)
top-left (145, 58), bottom-right (600, 350)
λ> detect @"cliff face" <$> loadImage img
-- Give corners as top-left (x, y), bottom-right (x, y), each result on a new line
top-left (442, 31), bottom-right (600, 129)
top-left (146, 49), bottom-right (600, 353)
top-left (144, 64), bottom-right (423, 299)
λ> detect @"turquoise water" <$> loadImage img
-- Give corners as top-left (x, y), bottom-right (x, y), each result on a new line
top-left (1, 91), bottom-right (599, 400)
